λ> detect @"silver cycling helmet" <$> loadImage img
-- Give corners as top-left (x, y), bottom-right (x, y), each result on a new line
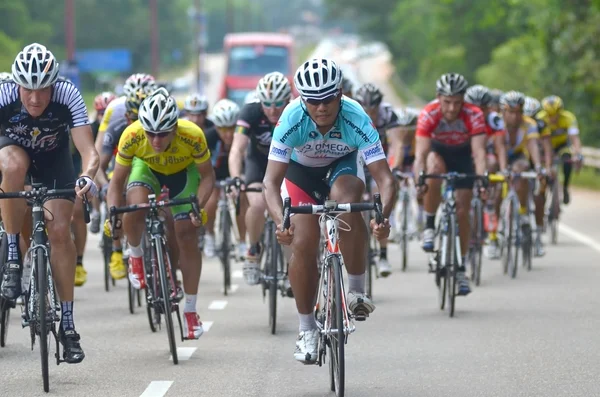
top-left (138, 87), bottom-right (179, 132)
top-left (184, 93), bottom-right (209, 113)
top-left (11, 43), bottom-right (60, 89)
top-left (436, 73), bottom-right (468, 96)
top-left (211, 99), bottom-right (240, 127)
top-left (294, 58), bottom-right (342, 100)
top-left (256, 72), bottom-right (291, 104)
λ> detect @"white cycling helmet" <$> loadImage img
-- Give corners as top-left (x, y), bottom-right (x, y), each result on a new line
top-left (523, 96), bottom-right (542, 117)
top-left (11, 43), bottom-right (60, 90)
top-left (138, 87), bottom-right (179, 132)
top-left (436, 73), bottom-right (468, 96)
top-left (396, 107), bottom-right (419, 127)
top-left (256, 72), bottom-right (291, 103)
top-left (294, 58), bottom-right (342, 100)
top-left (244, 90), bottom-right (259, 104)
top-left (0, 72), bottom-right (12, 82)
top-left (123, 73), bottom-right (157, 96)
top-left (211, 99), bottom-right (240, 127)
top-left (184, 93), bottom-right (209, 113)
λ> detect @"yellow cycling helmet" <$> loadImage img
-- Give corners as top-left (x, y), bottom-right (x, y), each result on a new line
top-left (541, 95), bottom-right (563, 116)
top-left (125, 90), bottom-right (148, 120)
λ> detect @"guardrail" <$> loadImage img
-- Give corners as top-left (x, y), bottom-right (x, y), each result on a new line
top-left (581, 147), bottom-right (600, 169)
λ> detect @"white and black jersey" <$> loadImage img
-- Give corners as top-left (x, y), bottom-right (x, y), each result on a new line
top-left (0, 78), bottom-right (89, 154)
top-left (374, 102), bottom-right (400, 153)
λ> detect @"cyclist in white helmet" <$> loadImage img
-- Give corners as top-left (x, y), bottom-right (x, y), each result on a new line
top-left (229, 71), bottom-right (292, 285)
top-left (0, 72), bottom-right (12, 81)
top-left (264, 58), bottom-right (395, 364)
top-left (202, 99), bottom-right (247, 258)
top-left (0, 43), bottom-right (99, 364)
top-left (244, 90), bottom-right (259, 104)
top-left (183, 93), bottom-right (214, 132)
top-left (107, 88), bottom-right (215, 342)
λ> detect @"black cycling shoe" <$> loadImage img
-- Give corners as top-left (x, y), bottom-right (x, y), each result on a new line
top-left (0, 261), bottom-right (22, 301)
top-left (59, 328), bottom-right (86, 364)
top-left (89, 214), bottom-right (101, 234)
top-left (563, 187), bottom-right (570, 205)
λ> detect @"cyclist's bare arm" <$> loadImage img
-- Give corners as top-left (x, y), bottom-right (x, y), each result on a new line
top-left (569, 134), bottom-right (582, 156)
top-left (195, 160), bottom-right (216, 208)
top-left (107, 162), bottom-right (131, 212)
top-left (71, 125), bottom-right (99, 179)
top-left (541, 136), bottom-right (553, 170)
top-left (494, 133), bottom-right (508, 171)
top-left (228, 133), bottom-right (249, 178)
top-left (527, 137), bottom-right (542, 168)
top-left (389, 126), bottom-right (405, 169)
top-left (96, 151), bottom-right (112, 187)
top-left (471, 134), bottom-right (487, 175)
top-left (263, 159), bottom-right (289, 226)
top-left (413, 136), bottom-right (431, 178)
top-left (366, 159), bottom-right (397, 218)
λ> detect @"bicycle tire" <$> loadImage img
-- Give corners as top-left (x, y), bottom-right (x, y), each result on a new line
top-left (128, 277), bottom-right (136, 314)
top-left (470, 198), bottom-right (483, 286)
top-left (36, 247), bottom-right (50, 392)
top-left (511, 197), bottom-right (520, 279)
top-left (550, 181), bottom-right (559, 245)
top-left (448, 214), bottom-right (457, 318)
top-left (502, 198), bottom-right (513, 276)
top-left (523, 224), bottom-right (532, 271)
top-left (328, 255), bottom-right (345, 397)
top-left (102, 234), bottom-right (112, 292)
top-left (401, 196), bottom-right (409, 272)
top-left (0, 300), bottom-right (9, 347)
top-left (437, 231), bottom-right (446, 311)
top-left (220, 209), bottom-right (231, 296)
top-left (362, 211), bottom-right (373, 299)
top-left (143, 235), bottom-right (157, 333)
top-left (156, 241), bottom-right (178, 364)
top-left (269, 222), bottom-right (278, 335)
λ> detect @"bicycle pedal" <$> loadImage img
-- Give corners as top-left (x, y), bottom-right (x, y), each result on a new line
top-left (354, 310), bottom-right (369, 321)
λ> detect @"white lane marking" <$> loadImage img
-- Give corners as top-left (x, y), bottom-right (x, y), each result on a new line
top-left (232, 270), bottom-right (243, 279)
top-left (170, 347), bottom-right (197, 361)
top-left (559, 223), bottom-right (600, 252)
top-left (203, 321), bottom-right (213, 332)
top-left (208, 300), bottom-right (228, 310)
top-left (140, 381), bottom-right (173, 397)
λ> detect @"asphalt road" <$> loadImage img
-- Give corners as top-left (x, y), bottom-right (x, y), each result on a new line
top-left (1, 43), bottom-right (599, 397)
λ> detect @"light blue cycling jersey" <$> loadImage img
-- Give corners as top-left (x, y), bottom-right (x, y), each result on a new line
top-left (268, 96), bottom-right (386, 167)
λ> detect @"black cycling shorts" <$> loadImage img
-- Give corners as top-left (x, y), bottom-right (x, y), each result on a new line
top-left (244, 154), bottom-right (267, 186)
top-left (431, 143), bottom-right (475, 190)
top-left (0, 136), bottom-right (76, 202)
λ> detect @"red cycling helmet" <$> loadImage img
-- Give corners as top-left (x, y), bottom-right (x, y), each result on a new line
top-left (94, 91), bottom-right (117, 112)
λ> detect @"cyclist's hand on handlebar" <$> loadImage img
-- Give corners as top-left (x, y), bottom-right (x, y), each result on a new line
top-left (276, 223), bottom-right (294, 246)
top-left (189, 209), bottom-right (208, 228)
top-left (370, 218), bottom-right (390, 241)
top-left (76, 175), bottom-right (98, 198)
top-left (104, 218), bottom-right (122, 240)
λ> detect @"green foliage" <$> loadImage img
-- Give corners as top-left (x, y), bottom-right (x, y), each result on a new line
top-left (325, 0), bottom-right (600, 146)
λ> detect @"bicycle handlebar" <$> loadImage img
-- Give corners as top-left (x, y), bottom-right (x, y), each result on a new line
top-left (282, 193), bottom-right (384, 230)
top-left (392, 169), bottom-right (413, 180)
top-left (109, 194), bottom-right (199, 216)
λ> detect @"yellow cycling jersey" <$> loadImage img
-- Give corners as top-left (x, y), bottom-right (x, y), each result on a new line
top-left (536, 109), bottom-right (579, 149)
top-left (502, 115), bottom-right (539, 155)
top-left (116, 118), bottom-right (211, 175)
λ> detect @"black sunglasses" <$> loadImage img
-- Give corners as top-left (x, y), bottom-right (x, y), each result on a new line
top-left (304, 93), bottom-right (340, 106)
top-left (145, 130), bottom-right (172, 138)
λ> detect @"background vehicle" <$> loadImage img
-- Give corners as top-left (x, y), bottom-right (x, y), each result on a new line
top-left (220, 32), bottom-right (298, 106)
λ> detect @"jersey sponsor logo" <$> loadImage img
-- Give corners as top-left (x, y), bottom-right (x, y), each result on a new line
top-left (120, 133), bottom-right (144, 152)
top-left (342, 115), bottom-right (371, 143)
top-left (330, 131), bottom-right (342, 139)
top-left (363, 143), bottom-right (384, 161)
top-left (299, 142), bottom-right (351, 155)
top-left (309, 131), bottom-right (319, 139)
top-left (6, 129), bottom-right (61, 151)
top-left (269, 145), bottom-right (289, 159)
top-left (279, 121), bottom-right (301, 144)
top-left (9, 113), bottom-right (28, 123)
top-left (103, 133), bottom-right (114, 146)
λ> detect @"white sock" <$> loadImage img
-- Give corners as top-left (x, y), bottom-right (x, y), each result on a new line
top-left (184, 294), bottom-right (197, 313)
top-left (129, 243), bottom-right (143, 257)
top-left (298, 313), bottom-right (317, 332)
top-left (348, 273), bottom-right (365, 293)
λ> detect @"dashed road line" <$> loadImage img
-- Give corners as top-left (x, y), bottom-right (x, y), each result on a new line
top-left (208, 300), bottom-right (228, 310)
top-left (559, 223), bottom-right (600, 252)
top-left (170, 347), bottom-right (197, 361)
top-left (232, 270), bottom-right (243, 279)
top-left (140, 381), bottom-right (173, 397)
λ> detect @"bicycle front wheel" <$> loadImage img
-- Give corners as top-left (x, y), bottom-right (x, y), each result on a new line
top-left (268, 222), bottom-right (278, 335)
top-left (327, 255), bottom-right (345, 397)
top-left (155, 242), bottom-right (178, 364)
top-left (447, 214), bottom-right (458, 318)
top-left (0, 300), bottom-right (10, 347)
top-left (401, 196), bottom-right (409, 272)
top-left (35, 247), bottom-right (50, 392)
top-left (219, 209), bottom-right (231, 296)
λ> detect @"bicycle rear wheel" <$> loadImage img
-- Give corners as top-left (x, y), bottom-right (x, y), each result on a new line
top-left (550, 181), bottom-right (560, 245)
top-left (510, 198), bottom-right (520, 279)
top-left (268, 222), bottom-right (278, 335)
top-left (327, 255), bottom-right (345, 397)
top-left (401, 196), bottom-right (409, 271)
top-left (102, 234), bottom-right (113, 291)
top-left (502, 198), bottom-right (513, 276)
top-left (447, 214), bottom-right (457, 318)
top-left (156, 242), bottom-right (178, 364)
top-left (35, 247), bottom-right (50, 392)
top-left (470, 199), bottom-right (483, 286)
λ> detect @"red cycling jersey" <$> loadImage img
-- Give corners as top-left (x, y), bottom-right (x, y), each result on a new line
top-left (416, 100), bottom-right (486, 147)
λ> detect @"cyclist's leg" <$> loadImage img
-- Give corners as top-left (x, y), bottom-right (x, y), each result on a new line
top-left (329, 152), bottom-right (375, 314)
top-left (421, 149), bottom-right (446, 252)
top-left (123, 158), bottom-right (161, 289)
top-left (368, 174), bottom-right (392, 276)
top-left (70, 153), bottom-right (88, 286)
top-left (280, 162), bottom-right (323, 363)
top-left (512, 157), bottom-right (530, 213)
top-left (170, 164), bottom-right (204, 339)
top-left (560, 146), bottom-right (572, 204)
top-left (242, 156), bottom-right (267, 285)
top-left (35, 148), bottom-right (85, 363)
top-left (203, 186), bottom-right (220, 257)
top-left (0, 139), bottom-right (30, 300)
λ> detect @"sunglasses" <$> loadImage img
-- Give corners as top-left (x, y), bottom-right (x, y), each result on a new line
top-left (145, 130), bottom-right (172, 139)
top-left (303, 93), bottom-right (339, 106)
top-left (261, 100), bottom-right (286, 108)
